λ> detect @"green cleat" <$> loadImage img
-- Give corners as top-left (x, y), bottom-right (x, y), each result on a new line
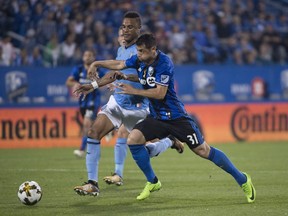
top-left (241, 172), bottom-right (256, 203)
top-left (136, 181), bottom-right (162, 200)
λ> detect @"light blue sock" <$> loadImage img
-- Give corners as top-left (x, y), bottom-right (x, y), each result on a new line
top-left (208, 146), bottom-right (246, 186)
top-left (129, 144), bottom-right (157, 183)
top-left (86, 138), bottom-right (100, 182)
top-left (114, 138), bottom-right (127, 177)
top-left (146, 137), bottom-right (172, 158)
top-left (80, 136), bottom-right (87, 151)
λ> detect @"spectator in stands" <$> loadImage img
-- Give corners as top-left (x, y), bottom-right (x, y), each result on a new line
top-left (36, 10), bottom-right (57, 45)
top-left (21, 28), bottom-right (37, 55)
top-left (30, 46), bottom-right (43, 66)
top-left (260, 24), bottom-right (286, 64)
top-left (60, 34), bottom-right (76, 66)
top-left (0, 46), bottom-right (5, 65)
top-left (257, 41), bottom-right (273, 65)
top-left (235, 35), bottom-right (257, 65)
top-left (43, 34), bottom-right (60, 67)
top-left (13, 1), bottom-right (31, 37)
top-left (1, 0), bottom-right (287, 66)
top-left (0, 35), bottom-right (15, 66)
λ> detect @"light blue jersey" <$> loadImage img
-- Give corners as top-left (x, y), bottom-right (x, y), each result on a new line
top-left (114, 44), bottom-right (149, 110)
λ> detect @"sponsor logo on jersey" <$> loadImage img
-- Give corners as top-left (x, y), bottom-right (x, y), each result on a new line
top-left (140, 79), bottom-right (146, 85)
top-left (147, 77), bottom-right (155, 87)
top-left (161, 75), bottom-right (169, 84)
top-left (148, 67), bottom-right (154, 76)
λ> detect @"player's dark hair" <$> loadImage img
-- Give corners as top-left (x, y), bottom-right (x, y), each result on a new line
top-left (85, 49), bottom-right (96, 56)
top-left (123, 11), bottom-right (141, 28)
top-left (136, 33), bottom-right (157, 49)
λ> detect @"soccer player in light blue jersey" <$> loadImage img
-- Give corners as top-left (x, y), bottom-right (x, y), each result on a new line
top-left (74, 11), bottom-right (150, 195)
top-left (76, 33), bottom-right (256, 203)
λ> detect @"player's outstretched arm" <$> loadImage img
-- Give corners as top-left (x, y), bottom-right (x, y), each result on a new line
top-left (98, 71), bottom-right (127, 86)
top-left (73, 70), bottom-right (127, 98)
top-left (88, 60), bottom-right (126, 80)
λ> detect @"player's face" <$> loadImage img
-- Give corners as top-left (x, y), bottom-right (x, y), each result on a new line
top-left (118, 29), bottom-right (126, 47)
top-left (82, 51), bottom-right (94, 65)
top-left (121, 18), bottom-right (140, 44)
top-left (136, 45), bottom-right (157, 64)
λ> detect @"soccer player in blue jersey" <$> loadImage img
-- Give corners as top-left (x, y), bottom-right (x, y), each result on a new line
top-left (66, 50), bottom-right (103, 158)
top-left (77, 33), bottom-right (256, 203)
top-left (73, 12), bottom-right (183, 196)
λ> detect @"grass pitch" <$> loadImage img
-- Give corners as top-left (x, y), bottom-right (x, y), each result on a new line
top-left (0, 142), bottom-right (287, 216)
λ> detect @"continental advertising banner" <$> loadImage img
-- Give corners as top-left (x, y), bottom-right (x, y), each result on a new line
top-left (0, 107), bottom-right (115, 148)
top-left (186, 102), bottom-right (288, 143)
top-left (1, 103), bottom-right (287, 148)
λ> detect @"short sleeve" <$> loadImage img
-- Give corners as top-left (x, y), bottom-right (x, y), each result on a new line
top-left (125, 54), bottom-right (138, 68)
top-left (70, 66), bottom-right (80, 81)
top-left (154, 57), bottom-right (173, 87)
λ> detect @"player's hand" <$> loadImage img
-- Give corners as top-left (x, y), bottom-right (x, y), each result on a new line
top-left (110, 71), bottom-right (127, 80)
top-left (73, 83), bottom-right (94, 99)
top-left (115, 82), bottom-right (135, 95)
top-left (106, 83), bottom-right (116, 92)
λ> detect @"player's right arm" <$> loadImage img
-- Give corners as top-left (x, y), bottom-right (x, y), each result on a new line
top-left (88, 60), bottom-right (126, 80)
top-left (65, 76), bottom-right (78, 88)
top-left (66, 66), bottom-right (81, 93)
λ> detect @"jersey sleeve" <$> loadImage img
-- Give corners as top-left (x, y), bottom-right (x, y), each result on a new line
top-left (70, 66), bottom-right (80, 81)
top-left (125, 54), bottom-right (138, 68)
top-left (154, 57), bottom-right (173, 87)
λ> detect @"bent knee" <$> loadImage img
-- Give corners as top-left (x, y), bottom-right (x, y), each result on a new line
top-left (117, 129), bottom-right (129, 138)
top-left (87, 128), bottom-right (99, 140)
top-left (126, 129), bottom-right (146, 145)
top-left (192, 142), bottom-right (210, 158)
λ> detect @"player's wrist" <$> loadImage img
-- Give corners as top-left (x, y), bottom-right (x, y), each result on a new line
top-left (91, 81), bottom-right (99, 89)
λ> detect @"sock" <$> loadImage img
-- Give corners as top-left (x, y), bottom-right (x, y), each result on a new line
top-left (114, 138), bottom-right (127, 177)
top-left (208, 146), bottom-right (246, 186)
top-left (146, 137), bottom-right (172, 158)
top-left (86, 138), bottom-right (100, 182)
top-left (80, 136), bottom-right (87, 151)
top-left (128, 144), bottom-right (157, 183)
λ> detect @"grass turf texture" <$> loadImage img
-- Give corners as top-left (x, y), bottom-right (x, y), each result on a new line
top-left (0, 142), bottom-right (287, 216)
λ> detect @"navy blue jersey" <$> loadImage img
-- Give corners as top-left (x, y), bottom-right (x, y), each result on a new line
top-left (125, 51), bottom-right (189, 120)
top-left (70, 64), bottom-right (104, 108)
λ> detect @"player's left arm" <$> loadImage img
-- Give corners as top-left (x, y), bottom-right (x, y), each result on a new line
top-left (116, 83), bottom-right (167, 100)
top-left (73, 70), bottom-right (118, 96)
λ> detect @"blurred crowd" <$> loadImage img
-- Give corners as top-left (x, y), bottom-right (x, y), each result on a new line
top-left (0, 0), bottom-right (287, 67)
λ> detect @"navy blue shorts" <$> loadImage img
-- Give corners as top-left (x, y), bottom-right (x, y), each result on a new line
top-left (80, 107), bottom-right (97, 120)
top-left (133, 116), bottom-right (204, 149)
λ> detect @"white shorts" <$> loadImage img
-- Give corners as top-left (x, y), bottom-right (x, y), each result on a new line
top-left (98, 95), bottom-right (149, 132)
